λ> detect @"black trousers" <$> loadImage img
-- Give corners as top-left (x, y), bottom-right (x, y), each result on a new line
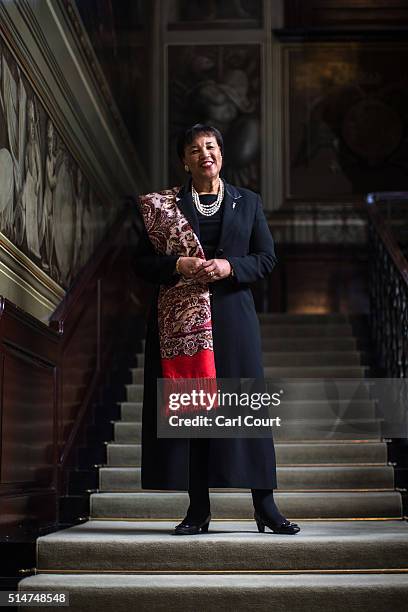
top-left (187, 438), bottom-right (277, 517)
top-left (188, 438), bottom-right (210, 514)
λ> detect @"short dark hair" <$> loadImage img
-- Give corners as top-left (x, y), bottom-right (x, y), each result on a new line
top-left (176, 123), bottom-right (224, 161)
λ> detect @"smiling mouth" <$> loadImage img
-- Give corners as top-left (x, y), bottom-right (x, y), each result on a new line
top-left (200, 160), bottom-right (214, 168)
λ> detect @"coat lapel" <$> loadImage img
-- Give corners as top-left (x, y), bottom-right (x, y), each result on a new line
top-left (175, 177), bottom-right (200, 239)
top-left (216, 180), bottom-right (242, 250)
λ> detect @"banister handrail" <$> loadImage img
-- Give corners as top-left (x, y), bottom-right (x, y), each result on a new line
top-left (366, 191), bottom-right (408, 203)
top-left (365, 192), bottom-right (408, 379)
top-left (365, 194), bottom-right (408, 287)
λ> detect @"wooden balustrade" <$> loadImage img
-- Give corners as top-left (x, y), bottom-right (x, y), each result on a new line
top-left (366, 193), bottom-right (408, 379)
top-left (0, 205), bottom-right (134, 540)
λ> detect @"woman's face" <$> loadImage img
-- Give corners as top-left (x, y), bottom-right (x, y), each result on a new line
top-left (183, 133), bottom-right (223, 183)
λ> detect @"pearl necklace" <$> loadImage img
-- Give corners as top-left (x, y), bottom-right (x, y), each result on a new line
top-left (192, 179), bottom-right (224, 216)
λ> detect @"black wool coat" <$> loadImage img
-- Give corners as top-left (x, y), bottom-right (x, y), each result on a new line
top-left (133, 178), bottom-right (278, 489)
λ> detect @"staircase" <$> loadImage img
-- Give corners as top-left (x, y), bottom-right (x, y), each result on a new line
top-left (19, 314), bottom-right (408, 610)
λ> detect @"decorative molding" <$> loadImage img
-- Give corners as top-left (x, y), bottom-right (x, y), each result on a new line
top-left (0, 233), bottom-right (64, 323)
top-left (0, 28), bottom-right (119, 301)
top-left (0, 0), bottom-right (147, 201)
top-left (0, 0), bottom-right (149, 320)
top-left (59, 0), bottom-right (148, 192)
top-left (268, 204), bottom-right (368, 245)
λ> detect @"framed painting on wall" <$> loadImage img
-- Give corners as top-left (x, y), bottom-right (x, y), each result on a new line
top-left (283, 43), bottom-right (408, 205)
top-left (168, 44), bottom-right (262, 191)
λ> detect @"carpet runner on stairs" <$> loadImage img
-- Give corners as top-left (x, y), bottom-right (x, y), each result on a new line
top-left (19, 313), bottom-right (408, 611)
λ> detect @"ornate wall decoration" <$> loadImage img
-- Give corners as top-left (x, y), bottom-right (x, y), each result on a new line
top-left (0, 37), bottom-right (116, 289)
top-left (168, 44), bottom-right (261, 190)
top-left (284, 43), bottom-right (408, 204)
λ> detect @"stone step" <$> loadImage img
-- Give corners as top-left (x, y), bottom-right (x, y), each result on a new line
top-left (120, 400), bottom-right (375, 422)
top-left (135, 351), bottom-right (364, 368)
top-left (99, 465), bottom-right (394, 492)
top-left (257, 324), bottom-right (354, 337)
top-left (120, 399), bottom-right (378, 422)
top-left (18, 572), bottom-right (408, 612)
top-left (18, 309), bottom-right (402, 612)
top-left (105, 441), bottom-right (388, 467)
top-left (113, 421), bottom-right (141, 443)
top-left (27, 520), bottom-right (408, 572)
top-left (130, 365), bottom-right (369, 384)
top-left (257, 313), bottom-right (350, 324)
top-left (112, 419), bottom-right (382, 443)
top-left (126, 382), bottom-right (374, 403)
top-left (141, 337), bottom-right (359, 352)
top-left (126, 385), bottom-right (144, 402)
top-left (106, 443), bottom-right (142, 466)
top-left (90, 491), bottom-right (402, 520)
top-left (261, 337), bottom-right (358, 351)
top-left (106, 441), bottom-right (387, 467)
top-left (120, 402), bottom-right (143, 421)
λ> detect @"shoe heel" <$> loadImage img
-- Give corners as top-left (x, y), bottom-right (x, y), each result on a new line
top-left (254, 513), bottom-right (265, 533)
top-left (200, 521), bottom-right (210, 533)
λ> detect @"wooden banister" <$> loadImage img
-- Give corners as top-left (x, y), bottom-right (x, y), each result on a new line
top-left (0, 203), bottom-right (135, 539)
top-left (366, 199), bottom-right (408, 287)
top-left (365, 193), bottom-right (408, 379)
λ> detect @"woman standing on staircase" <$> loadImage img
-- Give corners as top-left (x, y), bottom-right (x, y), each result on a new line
top-left (134, 123), bottom-right (300, 536)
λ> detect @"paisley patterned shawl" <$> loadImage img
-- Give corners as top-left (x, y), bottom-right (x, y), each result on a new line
top-left (137, 188), bottom-right (218, 414)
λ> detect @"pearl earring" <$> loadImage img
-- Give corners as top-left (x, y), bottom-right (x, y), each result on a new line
top-left (184, 164), bottom-right (189, 172)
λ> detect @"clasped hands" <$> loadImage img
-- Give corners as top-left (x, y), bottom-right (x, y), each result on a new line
top-left (177, 256), bottom-right (231, 283)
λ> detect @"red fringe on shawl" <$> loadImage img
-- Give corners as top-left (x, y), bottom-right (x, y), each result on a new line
top-left (161, 349), bottom-right (219, 417)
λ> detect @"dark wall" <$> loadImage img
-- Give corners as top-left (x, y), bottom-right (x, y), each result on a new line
top-left (284, 1), bottom-right (408, 29)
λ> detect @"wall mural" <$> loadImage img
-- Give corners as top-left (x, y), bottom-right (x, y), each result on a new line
top-left (0, 38), bottom-right (117, 289)
top-left (285, 44), bottom-right (408, 202)
top-left (168, 44), bottom-right (261, 190)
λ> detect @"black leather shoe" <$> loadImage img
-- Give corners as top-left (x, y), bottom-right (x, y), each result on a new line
top-left (254, 510), bottom-right (300, 535)
top-left (174, 512), bottom-right (211, 535)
